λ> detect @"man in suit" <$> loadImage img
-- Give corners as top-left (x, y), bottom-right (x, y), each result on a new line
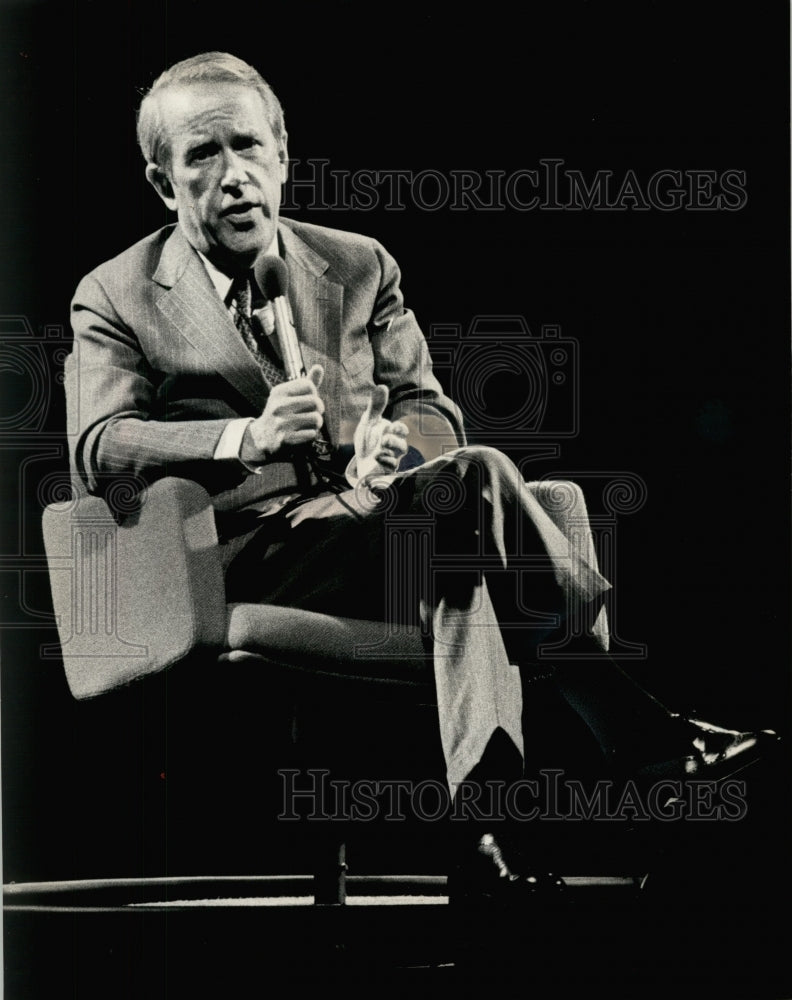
top-left (67, 51), bottom-right (771, 893)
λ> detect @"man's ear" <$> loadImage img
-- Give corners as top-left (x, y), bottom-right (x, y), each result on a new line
top-left (145, 163), bottom-right (177, 211)
top-left (278, 135), bottom-right (289, 185)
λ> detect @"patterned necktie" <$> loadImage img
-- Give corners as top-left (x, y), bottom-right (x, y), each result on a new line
top-left (230, 274), bottom-right (285, 388)
top-left (230, 273), bottom-right (333, 463)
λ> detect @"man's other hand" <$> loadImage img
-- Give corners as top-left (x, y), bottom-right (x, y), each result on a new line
top-left (353, 384), bottom-right (409, 482)
top-left (241, 364), bottom-right (325, 464)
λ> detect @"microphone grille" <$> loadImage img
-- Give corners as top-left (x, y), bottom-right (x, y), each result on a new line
top-left (255, 254), bottom-right (289, 300)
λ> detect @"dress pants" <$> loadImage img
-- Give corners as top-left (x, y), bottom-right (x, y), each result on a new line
top-left (224, 445), bottom-right (612, 789)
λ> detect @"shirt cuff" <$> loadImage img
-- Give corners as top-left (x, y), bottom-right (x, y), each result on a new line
top-left (345, 456), bottom-right (391, 489)
top-left (214, 417), bottom-right (265, 474)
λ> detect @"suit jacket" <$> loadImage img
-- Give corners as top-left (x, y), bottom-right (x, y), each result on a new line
top-left (67, 218), bottom-right (465, 511)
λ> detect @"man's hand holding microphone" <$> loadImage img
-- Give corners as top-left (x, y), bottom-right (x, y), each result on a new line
top-left (240, 363), bottom-right (408, 484)
top-left (240, 255), bottom-right (408, 481)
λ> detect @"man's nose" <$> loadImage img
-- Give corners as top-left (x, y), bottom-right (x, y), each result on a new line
top-left (220, 150), bottom-right (247, 190)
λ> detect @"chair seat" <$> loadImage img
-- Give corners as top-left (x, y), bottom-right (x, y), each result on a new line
top-left (224, 603), bottom-right (557, 694)
top-left (224, 603), bottom-right (435, 690)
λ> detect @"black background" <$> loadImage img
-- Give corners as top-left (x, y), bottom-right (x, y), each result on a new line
top-left (1, 0), bottom-right (790, 895)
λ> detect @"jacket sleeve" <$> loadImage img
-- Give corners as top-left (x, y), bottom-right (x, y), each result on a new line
top-left (67, 270), bottom-right (243, 496)
top-left (368, 241), bottom-right (466, 459)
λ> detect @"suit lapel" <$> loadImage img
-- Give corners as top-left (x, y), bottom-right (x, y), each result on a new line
top-left (153, 227), bottom-right (269, 412)
top-left (151, 223), bottom-right (346, 433)
top-left (279, 222), bottom-right (344, 444)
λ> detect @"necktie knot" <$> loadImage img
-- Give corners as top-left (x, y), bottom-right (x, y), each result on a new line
top-left (229, 273), bottom-right (285, 387)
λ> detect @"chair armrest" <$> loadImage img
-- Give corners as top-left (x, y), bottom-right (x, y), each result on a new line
top-left (42, 477), bottom-right (227, 700)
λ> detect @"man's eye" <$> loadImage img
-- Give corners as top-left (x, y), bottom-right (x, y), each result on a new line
top-left (190, 145), bottom-right (217, 163)
top-left (233, 136), bottom-right (260, 152)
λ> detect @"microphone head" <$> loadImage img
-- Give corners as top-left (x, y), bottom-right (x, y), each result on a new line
top-left (255, 254), bottom-right (289, 300)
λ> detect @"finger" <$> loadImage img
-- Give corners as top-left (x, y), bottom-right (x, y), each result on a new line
top-left (284, 410), bottom-right (323, 432)
top-left (374, 452), bottom-right (400, 470)
top-left (307, 363), bottom-right (325, 390)
top-left (287, 428), bottom-right (323, 445)
top-left (390, 421), bottom-right (409, 438)
top-left (376, 439), bottom-right (405, 459)
top-left (278, 399), bottom-right (325, 418)
top-left (273, 381), bottom-right (325, 415)
top-left (274, 376), bottom-right (319, 396)
top-left (381, 432), bottom-right (408, 455)
top-left (293, 414), bottom-right (323, 432)
top-left (362, 384), bottom-right (389, 425)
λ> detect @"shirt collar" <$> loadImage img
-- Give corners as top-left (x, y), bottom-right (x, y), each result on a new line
top-left (197, 232), bottom-right (280, 303)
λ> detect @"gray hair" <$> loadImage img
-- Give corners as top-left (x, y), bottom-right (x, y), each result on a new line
top-left (136, 51), bottom-right (286, 170)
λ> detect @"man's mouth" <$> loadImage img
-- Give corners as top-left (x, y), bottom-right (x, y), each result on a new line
top-left (221, 202), bottom-right (260, 218)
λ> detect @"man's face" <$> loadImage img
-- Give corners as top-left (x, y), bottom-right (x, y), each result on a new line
top-left (147, 82), bottom-right (287, 274)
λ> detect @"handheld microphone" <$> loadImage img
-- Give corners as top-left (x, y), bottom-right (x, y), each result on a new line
top-left (253, 254), bottom-right (334, 480)
top-left (253, 255), bottom-right (305, 380)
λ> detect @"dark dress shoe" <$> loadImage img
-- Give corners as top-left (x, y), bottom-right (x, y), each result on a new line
top-left (449, 832), bottom-right (566, 904)
top-left (633, 716), bottom-right (779, 782)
